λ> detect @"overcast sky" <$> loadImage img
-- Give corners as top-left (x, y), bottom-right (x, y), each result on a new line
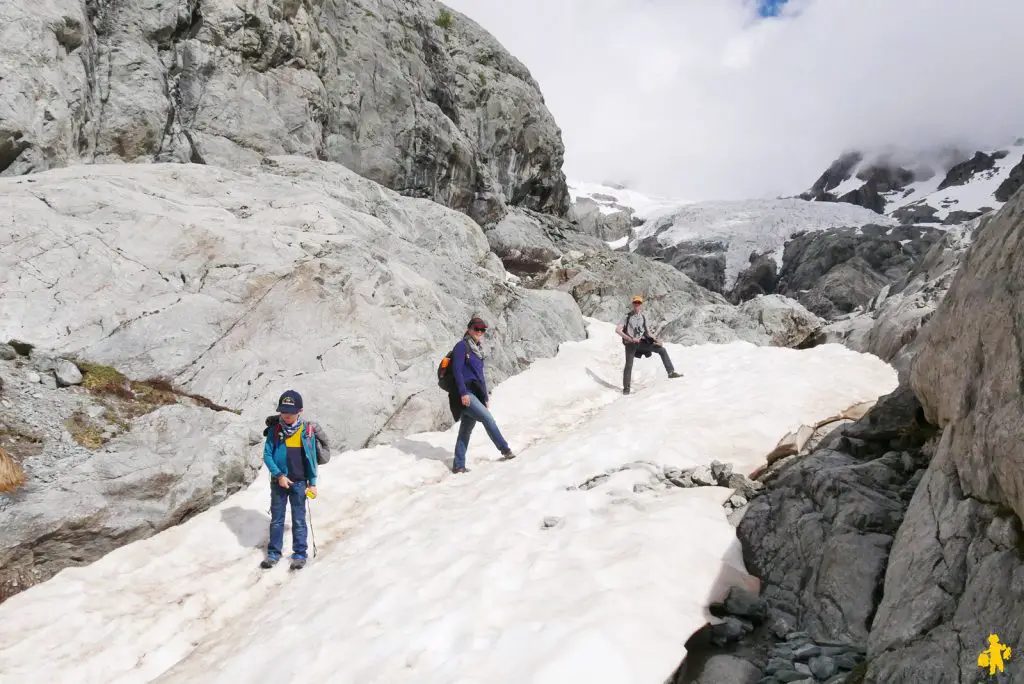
top-left (443, 0), bottom-right (1024, 201)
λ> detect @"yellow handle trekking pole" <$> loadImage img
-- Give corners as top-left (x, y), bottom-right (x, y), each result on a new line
top-left (305, 487), bottom-right (318, 558)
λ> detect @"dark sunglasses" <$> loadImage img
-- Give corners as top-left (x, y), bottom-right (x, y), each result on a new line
top-left (471, 327), bottom-right (487, 333)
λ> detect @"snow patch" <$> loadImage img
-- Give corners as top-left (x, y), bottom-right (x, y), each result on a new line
top-left (0, 320), bottom-right (898, 684)
top-left (568, 181), bottom-right (692, 221)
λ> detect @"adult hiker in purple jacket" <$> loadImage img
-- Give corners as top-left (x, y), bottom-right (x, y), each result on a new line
top-left (449, 316), bottom-right (514, 473)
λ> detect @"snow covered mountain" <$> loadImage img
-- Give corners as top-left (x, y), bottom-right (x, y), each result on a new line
top-left (629, 199), bottom-right (896, 292)
top-left (0, 319), bottom-right (896, 684)
top-left (802, 139), bottom-right (1024, 224)
top-left (566, 181), bottom-right (692, 248)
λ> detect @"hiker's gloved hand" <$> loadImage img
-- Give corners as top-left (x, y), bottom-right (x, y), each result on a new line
top-left (461, 394), bottom-right (471, 407)
top-left (277, 475), bottom-right (293, 488)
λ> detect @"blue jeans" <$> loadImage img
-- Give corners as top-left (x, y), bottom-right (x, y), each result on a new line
top-left (454, 394), bottom-right (510, 470)
top-left (268, 479), bottom-right (308, 560)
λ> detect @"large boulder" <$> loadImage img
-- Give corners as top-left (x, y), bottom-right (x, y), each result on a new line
top-left (485, 210), bottom-right (563, 275)
top-left (737, 295), bottom-right (824, 349)
top-left (567, 196), bottom-right (636, 242)
top-left (0, 157), bottom-right (586, 453)
top-left (0, 0), bottom-right (568, 222)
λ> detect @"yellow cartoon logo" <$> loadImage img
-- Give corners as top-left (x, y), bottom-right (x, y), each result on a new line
top-left (978, 634), bottom-right (1012, 675)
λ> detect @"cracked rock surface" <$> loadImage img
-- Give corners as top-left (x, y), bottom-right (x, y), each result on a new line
top-left (0, 0), bottom-right (568, 223)
top-left (0, 157), bottom-right (586, 453)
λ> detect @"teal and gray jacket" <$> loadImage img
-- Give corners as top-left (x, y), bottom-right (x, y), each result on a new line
top-left (263, 420), bottom-right (328, 486)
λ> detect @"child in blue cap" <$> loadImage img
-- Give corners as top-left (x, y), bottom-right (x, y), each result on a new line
top-left (260, 390), bottom-right (330, 570)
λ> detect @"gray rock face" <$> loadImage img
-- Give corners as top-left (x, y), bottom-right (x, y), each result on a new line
top-left (863, 185), bottom-right (1024, 681)
top-left (737, 295), bottom-right (824, 349)
top-left (0, 157), bottom-right (586, 453)
top-left (729, 251), bottom-right (779, 303)
top-left (0, 0), bottom-right (568, 222)
top-left (485, 209), bottom-right (563, 275)
top-left (567, 196), bottom-right (636, 241)
top-left (633, 236), bottom-right (727, 293)
top-left (530, 249), bottom-right (801, 347)
top-left (817, 220), bottom-right (977, 380)
top-left (802, 151), bottom-right (863, 199)
top-left (935, 150), bottom-right (1003, 191)
top-left (864, 439), bottom-right (1024, 683)
top-left (769, 224), bottom-right (943, 319)
top-left (738, 386), bottom-right (937, 646)
top-left (995, 154), bottom-right (1024, 202)
top-left (0, 352), bottom-right (258, 604)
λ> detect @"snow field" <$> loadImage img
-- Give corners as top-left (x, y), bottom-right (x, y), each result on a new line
top-left (0, 320), bottom-right (898, 684)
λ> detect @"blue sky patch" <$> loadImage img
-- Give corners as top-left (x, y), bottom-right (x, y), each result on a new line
top-left (757, 0), bottom-right (789, 17)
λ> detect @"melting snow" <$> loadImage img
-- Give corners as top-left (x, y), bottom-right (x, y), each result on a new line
top-left (0, 320), bottom-right (898, 684)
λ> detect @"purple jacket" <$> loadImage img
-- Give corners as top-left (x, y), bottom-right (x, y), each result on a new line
top-left (451, 337), bottom-right (488, 402)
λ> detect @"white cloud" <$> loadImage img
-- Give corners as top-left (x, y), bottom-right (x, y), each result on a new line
top-left (443, 0), bottom-right (1024, 201)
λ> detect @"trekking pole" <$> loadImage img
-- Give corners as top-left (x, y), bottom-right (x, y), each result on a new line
top-left (306, 488), bottom-right (318, 559)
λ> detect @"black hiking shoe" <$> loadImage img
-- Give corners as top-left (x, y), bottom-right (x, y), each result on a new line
top-left (452, 466), bottom-right (470, 474)
top-left (499, 450), bottom-right (515, 460)
top-left (623, 387), bottom-right (630, 395)
top-left (260, 557), bottom-right (279, 569)
top-left (668, 371), bottom-right (682, 379)
top-left (290, 557), bottom-right (307, 570)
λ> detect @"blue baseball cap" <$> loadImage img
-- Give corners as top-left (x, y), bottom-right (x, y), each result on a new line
top-left (276, 390), bottom-right (303, 414)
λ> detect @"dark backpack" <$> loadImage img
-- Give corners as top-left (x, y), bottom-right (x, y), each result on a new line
top-left (263, 415), bottom-right (331, 465)
top-left (437, 344), bottom-right (471, 392)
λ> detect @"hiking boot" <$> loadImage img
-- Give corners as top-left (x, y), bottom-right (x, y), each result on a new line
top-left (623, 387), bottom-right (630, 395)
top-left (668, 371), bottom-right (682, 379)
top-left (290, 557), bottom-right (307, 570)
top-left (452, 466), bottom-right (470, 474)
top-left (260, 557), bottom-right (279, 569)
top-left (499, 450), bottom-right (515, 460)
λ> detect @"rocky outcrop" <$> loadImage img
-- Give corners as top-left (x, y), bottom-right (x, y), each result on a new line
top-left (774, 224), bottom-right (942, 319)
top-left (857, 183), bottom-right (1024, 681)
top-left (0, 157), bottom-right (586, 454)
top-left (801, 152), bottom-right (920, 214)
top-left (802, 151), bottom-right (863, 200)
top-left (729, 224), bottom-right (942, 321)
top-left (729, 252), bottom-right (778, 303)
top-left (995, 154), bottom-right (1024, 202)
top-left (737, 295), bottom-right (824, 349)
top-left (567, 196), bottom-right (637, 241)
top-left (676, 386), bottom-right (938, 684)
top-left (818, 218), bottom-right (978, 380)
top-left (631, 199), bottom-right (894, 295)
top-left (679, 186), bottom-right (1024, 684)
top-left (0, 351), bottom-right (258, 604)
top-left (0, 0), bottom-right (568, 223)
top-left (935, 150), bottom-right (1004, 191)
top-left (633, 236), bottom-right (727, 293)
top-left (529, 247), bottom-right (820, 348)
